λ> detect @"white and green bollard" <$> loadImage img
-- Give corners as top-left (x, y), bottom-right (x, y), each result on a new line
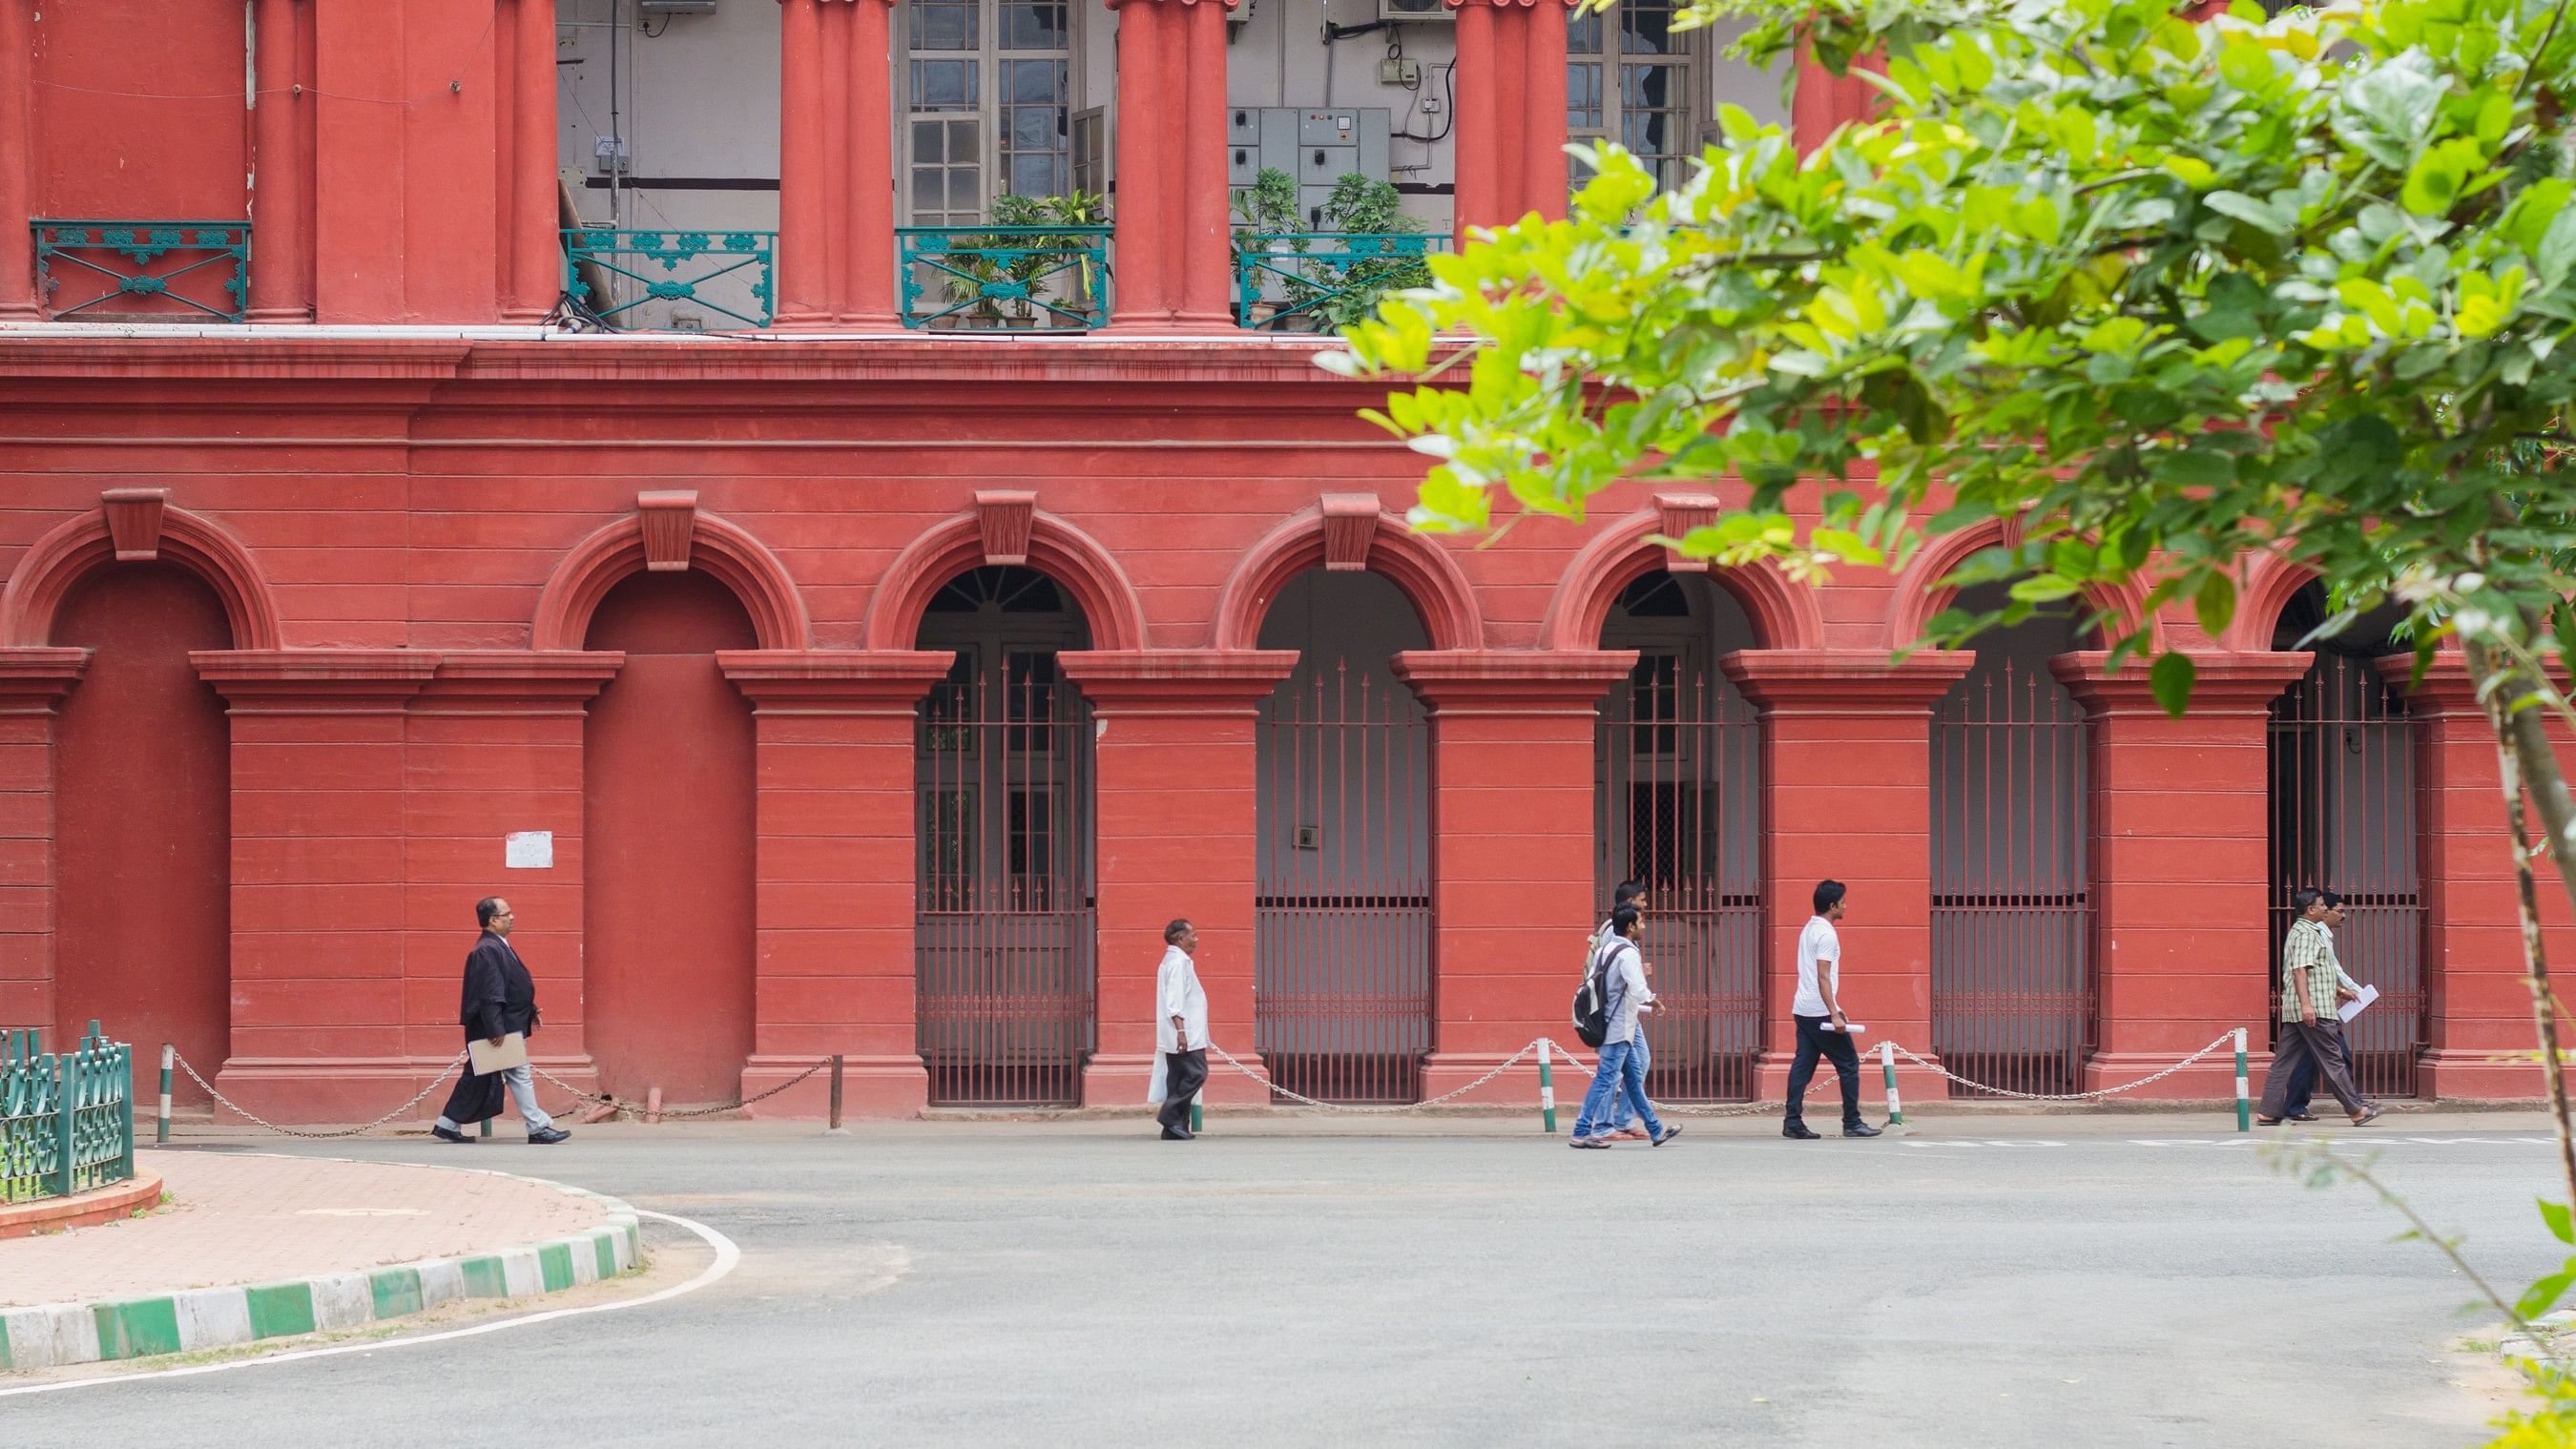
top-left (156, 1043), bottom-right (174, 1146)
top-left (2233, 1026), bottom-right (2252, 1132)
top-left (1880, 1039), bottom-right (1904, 1128)
top-left (1538, 1038), bottom-right (1558, 1134)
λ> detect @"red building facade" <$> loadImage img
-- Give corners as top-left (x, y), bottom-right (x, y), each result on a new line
top-left (0, 2), bottom-right (2552, 1118)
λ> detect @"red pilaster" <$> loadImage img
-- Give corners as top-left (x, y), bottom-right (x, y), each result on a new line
top-left (1104, 0), bottom-right (1172, 328)
top-left (2054, 653), bottom-right (2307, 1096)
top-left (0, 0), bottom-right (36, 321)
top-left (0, 652), bottom-right (90, 1032)
top-left (1447, 0), bottom-right (1574, 240)
top-left (503, 0), bottom-right (559, 321)
top-left (776, 0), bottom-right (833, 326)
top-left (194, 650), bottom-right (440, 1121)
top-left (841, 0), bottom-right (900, 328)
top-left (1060, 650), bottom-right (1297, 1107)
top-left (1174, 0), bottom-right (1233, 329)
top-left (1724, 650), bottom-right (1972, 1099)
top-left (247, 0), bottom-right (316, 321)
top-left (2384, 655), bottom-right (2564, 1098)
top-left (719, 651), bottom-right (955, 1117)
top-left (1395, 650), bottom-right (1632, 1102)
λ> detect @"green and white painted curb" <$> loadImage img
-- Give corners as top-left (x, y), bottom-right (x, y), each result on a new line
top-left (0, 1175), bottom-right (643, 1373)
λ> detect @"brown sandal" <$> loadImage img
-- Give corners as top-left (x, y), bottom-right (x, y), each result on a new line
top-left (2255, 1115), bottom-right (2284, 1126)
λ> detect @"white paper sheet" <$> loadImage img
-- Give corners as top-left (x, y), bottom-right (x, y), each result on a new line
top-left (1823, 1023), bottom-right (1867, 1035)
top-left (2337, 984), bottom-right (2379, 1024)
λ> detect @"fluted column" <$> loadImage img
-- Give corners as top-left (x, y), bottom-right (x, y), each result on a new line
top-left (0, 0), bottom-right (39, 320)
top-left (1446, 0), bottom-right (1575, 241)
top-left (841, 0), bottom-right (900, 327)
top-left (776, 0), bottom-right (834, 325)
top-left (1104, 0), bottom-right (1172, 327)
top-left (505, 0), bottom-right (560, 321)
top-left (1173, 0), bottom-right (1232, 329)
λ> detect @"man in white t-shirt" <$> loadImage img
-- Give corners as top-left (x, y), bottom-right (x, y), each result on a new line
top-left (1784, 879), bottom-right (1879, 1140)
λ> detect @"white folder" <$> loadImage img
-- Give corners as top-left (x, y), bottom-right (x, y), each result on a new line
top-left (2337, 985), bottom-right (2379, 1024)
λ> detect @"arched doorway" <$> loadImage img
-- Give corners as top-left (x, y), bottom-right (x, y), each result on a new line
top-left (1928, 582), bottom-right (2093, 1096)
top-left (1596, 570), bottom-right (1763, 1102)
top-left (2266, 580), bottom-right (2423, 1096)
top-left (1254, 570), bottom-right (1434, 1105)
top-left (583, 570), bottom-right (759, 1105)
top-left (914, 566), bottom-right (1097, 1106)
top-left (52, 564), bottom-right (233, 1091)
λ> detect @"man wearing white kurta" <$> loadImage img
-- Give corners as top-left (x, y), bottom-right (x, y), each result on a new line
top-left (1147, 919), bottom-right (1210, 1140)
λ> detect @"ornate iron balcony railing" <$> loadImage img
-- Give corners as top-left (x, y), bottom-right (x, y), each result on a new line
top-left (30, 220), bottom-right (250, 323)
top-left (563, 229), bottom-right (777, 330)
top-left (1235, 232), bottom-right (1446, 333)
top-left (899, 225), bottom-right (1111, 332)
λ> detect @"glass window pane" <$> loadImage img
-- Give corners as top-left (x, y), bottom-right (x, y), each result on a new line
top-left (913, 119), bottom-right (946, 164)
top-left (1010, 106), bottom-right (1057, 150)
top-left (1621, 0), bottom-right (1675, 54)
top-left (1004, 58), bottom-right (1065, 103)
top-left (1001, 1), bottom-right (1066, 50)
top-left (911, 0), bottom-right (977, 50)
top-left (950, 168), bottom-right (982, 210)
top-left (913, 169), bottom-right (944, 212)
top-left (912, 60), bottom-right (977, 109)
top-left (1568, 10), bottom-right (1603, 56)
top-left (1010, 153), bottom-right (1061, 197)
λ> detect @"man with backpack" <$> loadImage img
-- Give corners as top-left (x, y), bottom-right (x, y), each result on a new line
top-left (1783, 880), bottom-right (1880, 1140)
top-left (1569, 903), bottom-right (1682, 1149)
top-left (1592, 880), bottom-right (1655, 1141)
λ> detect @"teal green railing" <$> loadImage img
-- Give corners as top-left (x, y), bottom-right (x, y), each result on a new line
top-left (1234, 232), bottom-right (1446, 332)
top-left (564, 229), bottom-right (777, 329)
top-left (2, 1023), bottom-right (134, 1204)
top-left (31, 220), bottom-right (250, 323)
top-left (899, 225), bottom-right (1111, 331)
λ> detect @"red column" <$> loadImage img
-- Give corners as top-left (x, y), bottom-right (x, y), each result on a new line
top-left (841, 0), bottom-right (900, 328)
top-left (1104, 0), bottom-right (1172, 328)
top-left (2387, 655), bottom-right (2563, 1098)
top-left (2054, 653), bottom-right (2305, 1096)
top-left (1394, 651), bottom-right (1632, 1103)
top-left (1447, 0), bottom-right (1573, 241)
top-left (247, 0), bottom-right (316, 321)
top-left (504, 0), bottom-right (559, 321)
top-left (0, 0), bottom-right (38, 320)
top-left (0, 652), bottom-right (90, 1034)
top-left (1791, 48), bottom-right (1879, 155)
top-left (1520, 0), bottom-right (1570, 224)
top-left (1173, 0), bottom-right (1233, 329)
top-left (1723, 651), bottom-right (1971, 1099)
top-left (776, 0), bottom-right (834, 326)
top-left (1449, 1), bottom-right (1499, 244)
top-left (1061, 651), bottom-right (1297, 1107)
top-left (720, 652), bottom-right (953, 1118)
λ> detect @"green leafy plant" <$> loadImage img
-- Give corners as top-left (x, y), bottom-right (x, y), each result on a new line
top-left (946, 189), bottom-right (1108, 326)
top-left (1235, 169), bottom-right (1431, 330)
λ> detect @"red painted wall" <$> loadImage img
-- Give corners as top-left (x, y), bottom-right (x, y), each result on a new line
top-left (33, 4), bottom-right (247, 221)
top-left (582, 570), bottom-right (758, 1104)
top-left (50, 564), bottom-right (233, 1087)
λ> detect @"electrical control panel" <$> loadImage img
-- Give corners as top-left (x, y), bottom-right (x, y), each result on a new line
top-left (1225, 108), bottom-right (1392, 229)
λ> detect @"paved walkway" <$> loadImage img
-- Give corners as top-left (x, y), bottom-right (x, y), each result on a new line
top-left (1, 1150), bottom-right (608, 1309)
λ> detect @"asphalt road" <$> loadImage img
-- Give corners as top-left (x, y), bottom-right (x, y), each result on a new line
top-left (8, 1114), bottom-right (2565, 1447)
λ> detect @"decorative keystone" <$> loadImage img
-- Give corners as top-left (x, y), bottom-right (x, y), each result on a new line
top-left (637, 491), bottom-right (698, 572)
top-left (1320, 495), bottom-right (1381, 572)
top-left (1656, 493), bottom-right (1719, 573)
top-left (976, 490), bottom-right (1038, 568)
top-left (102, 488), bottom-right (171, 562)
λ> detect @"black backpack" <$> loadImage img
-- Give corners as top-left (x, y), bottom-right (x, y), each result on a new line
top-left (1571, 936), bottom-right (1616, 1048)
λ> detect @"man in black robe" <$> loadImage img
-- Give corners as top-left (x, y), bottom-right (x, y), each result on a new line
top-left (430, 897), bottom-right (571, 1145)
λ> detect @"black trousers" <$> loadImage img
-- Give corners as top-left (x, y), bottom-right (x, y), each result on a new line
top-left (438, 1062), bottom-right (505, 1127)
top-left (1785, 1014), bottom-right (1862, 1128)
top-left (1157, 1049), bottom-right (1207, 1133)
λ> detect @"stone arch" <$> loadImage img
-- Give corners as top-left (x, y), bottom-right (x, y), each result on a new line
top-left (864, 506), bottom-right (1147, 652)
top-left (1887, 520), bottom-right (2159, 653)
top-left (1213, 503), bottom-right (1484, 652)
top-left (1538, 507), bottom-right (1821, 652)
top-left (2226, 553), bottom-right (2322, 652)
top-left (0, 493), bottom-right (282, 650)
top-left (533, 504), bottom-right (811, 652)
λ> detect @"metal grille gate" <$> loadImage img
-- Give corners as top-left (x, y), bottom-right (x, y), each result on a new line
top-left (1256, 660), bottom-right (1433, 1104)
top-left (916, 637), bottom-right (1096, 1106)
top-left (1930, 659), bottom-right (2095, 1096)
top-left (2267, 651), bottom-right (2424, 1097)
top-left (1595, 650), bottom-right (1765, 1101)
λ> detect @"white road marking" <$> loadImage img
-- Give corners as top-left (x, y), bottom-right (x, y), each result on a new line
top-left (0, 1208), bottom-right (738, 1397)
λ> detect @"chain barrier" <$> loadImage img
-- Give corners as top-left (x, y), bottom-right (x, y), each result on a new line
top-left (1536, 1041), bottom-right (1783, 1117)
top-left (172, 1049), bottom-right (469, 1140)
top-left (1878, 1034), bottom-right (2238, 1103)
top-left (168, 1050), bottom-right (832, 1137)
top-left (527, 1061), bottom-right (830, 1120)
top-left (1207, 1042), bottom-right (1546, 1112)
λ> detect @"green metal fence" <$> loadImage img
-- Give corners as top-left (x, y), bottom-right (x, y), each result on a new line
top-left (899, 225), bottom-right (1111, 331)
top-left (2, 1023), bottom-right (135, 1204)
top-left (1234, 232), bottom-right (1444, 332)
top-left (563, 229), bottom-right (778, 330)
top-left (30, 220), bottom-right (251, 323)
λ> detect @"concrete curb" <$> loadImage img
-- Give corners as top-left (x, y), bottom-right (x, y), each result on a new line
top-left (0, 1171), bottom-right (644, 1373)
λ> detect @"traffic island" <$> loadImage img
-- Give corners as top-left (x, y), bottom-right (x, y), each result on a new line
top-left (0, 1151), bottom-right (642, 1372)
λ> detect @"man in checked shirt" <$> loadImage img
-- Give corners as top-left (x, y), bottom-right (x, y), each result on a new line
top-left (2257, 888), bottom-right (2383, 1127)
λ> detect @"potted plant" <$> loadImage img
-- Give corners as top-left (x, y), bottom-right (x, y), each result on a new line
top-left (1231, 168), bottom-right (1313, 327)
top-left (1304, 173), bottom-right (1432, 332)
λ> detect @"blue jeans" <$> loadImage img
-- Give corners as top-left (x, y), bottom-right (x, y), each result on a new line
top-left (1573, 1038), bottom-right (1663, 1141)
top-left (1610, 1032), bottom-right (1651, 1128)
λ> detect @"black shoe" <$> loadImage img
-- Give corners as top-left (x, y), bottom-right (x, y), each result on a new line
top-left (1843, 1122), bottom-right (1882, 1138)
top-left (430, 1125), bottom-right (472, 1145)
top-left (527, 1127), bottom-right (571, 1145)
top-left (1783, 1123), bottom-right (1821, 1140)
top-left (1160, 1127), bottom-right (1193, 1140)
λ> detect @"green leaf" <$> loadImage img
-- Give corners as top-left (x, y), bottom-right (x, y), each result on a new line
top-left (2517, 1268), bottom-right (2576, 1322)
top-left (2150, 652), bottom-right (2197, 718)
top-left (2540, 208), bottom-right (2576, 288)
top-left (2009, 574), bottom-right (2084, 603)
top-left (2542, 1198), bottom-right (2575, 1246)
top-left (2195, 571), bottom-right (2237, 638)
top-left (2206, 191), bottom-right (2291, 236)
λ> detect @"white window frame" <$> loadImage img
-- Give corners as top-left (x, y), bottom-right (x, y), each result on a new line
top-left (899, 0), bottom-right (1085, 225)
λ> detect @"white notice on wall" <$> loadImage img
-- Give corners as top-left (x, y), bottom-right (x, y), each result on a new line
top-left (504, 831), bottom-right (554, 870)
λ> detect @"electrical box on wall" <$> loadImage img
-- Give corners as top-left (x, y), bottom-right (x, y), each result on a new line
top-left (638, 0), bottom-right (719, 14)
top-left (1226, 108), bottom-right (1391, 229)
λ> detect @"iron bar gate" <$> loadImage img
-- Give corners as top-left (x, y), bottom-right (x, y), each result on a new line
top-left (2267, 651), bottom-right (2424, 1097)
top-left (1255, 660), bottom-right (1433, 1104)
top-left (916, 647), bottom-right (1096, 1105)
top-left (1930, 658), bottom-right (2095, 1096)
top-left (1596, 650), bottom-right (1765, 1101)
